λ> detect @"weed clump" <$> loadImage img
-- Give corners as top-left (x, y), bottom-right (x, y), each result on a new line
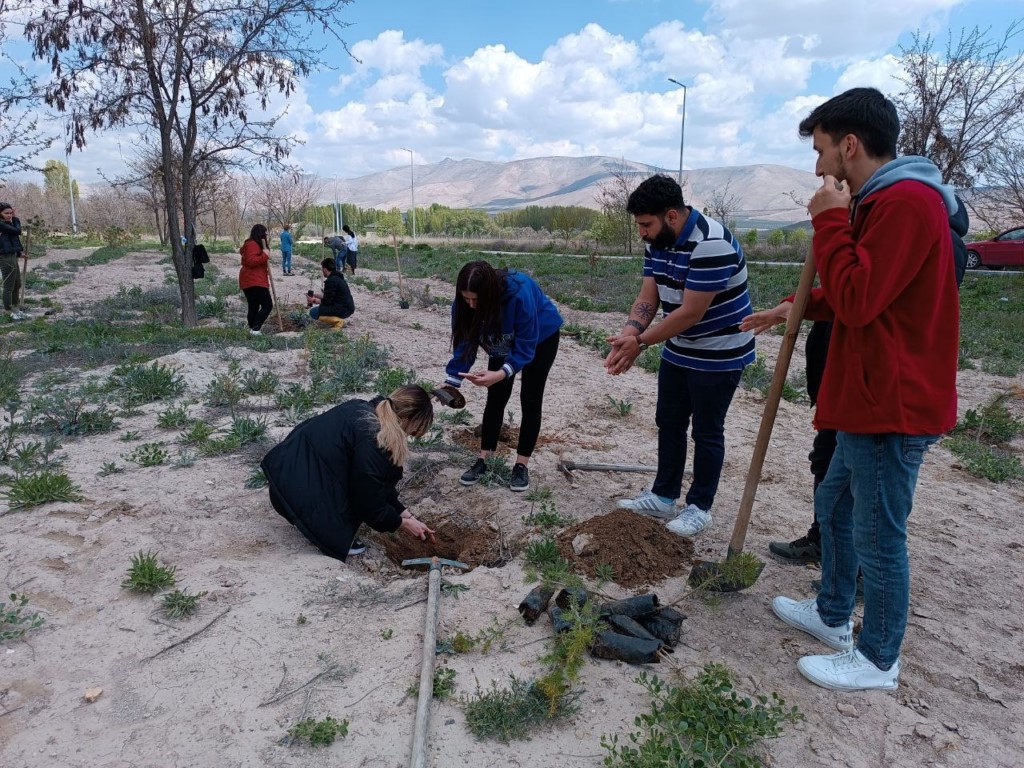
top-left (947, 393), bottom-right (1024, 482)
top-left (162, 588), bottom-right (207, 619)
top-left (602, 665), bottom-right (802, 767)
top-left (1, 593), bottom-right (45, 641)
top-left (286, 716), bottom-right (349, 747)
top-left (108, 361), bottom-right (185, 405)
top-left (463, 675), bottom-right (576, 742)
top-left (3, 470), bottom-right (83, 509)
top-left (121, 551), bottom-right (177, 593)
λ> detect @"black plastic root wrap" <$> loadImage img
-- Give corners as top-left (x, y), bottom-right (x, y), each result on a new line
top-left (637, 607), bottom-right (687, 647)
top-left (599, 594), bottom-right (660, 618)
top-left (606, 614), bottom-right (666, 650)
top-left (554, 587), bottom-right (590, 611)
top-left (518, 585), bottom-right (555, 625)
top-left (590, 630), bottom-right (662, 664)
top-left (548, 604), bottom-right (573, 634)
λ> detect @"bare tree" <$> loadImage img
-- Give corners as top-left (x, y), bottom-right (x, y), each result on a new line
top-left (0, 0), bottom-right (53, 178)
top-left (893, 20), bottom-right (1024, 187)
top-left (968, 137), bottom-right (1024, 231)
top-left (703, 174), bottom-right (742, 229)
top-left (254, 172), bottom-right (324, 228)
top-left (26, 1), bottom-right (353, 326)
top-left (594, 160), bottom-right (643, 254)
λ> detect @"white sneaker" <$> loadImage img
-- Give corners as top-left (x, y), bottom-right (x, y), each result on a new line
top-left (772, 596), bottom-right (853, 650)
top-left (666, 504), bottom-right (712, 536)
top-left (798, 648), bottom-right (900, 691)
top-left (248, 328), bottom-right (262, 336)
top-left (10, 310), bottom-right (26, 321)
top-left (616, 490), bottom-right (676, 519)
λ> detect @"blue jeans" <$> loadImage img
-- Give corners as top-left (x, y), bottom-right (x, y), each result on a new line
top-left (815, 432), bottom-right (938, 670)
top-left (652, 364), bottom-right (742, 511)
top-left (281, 250), bottom-right (292, 273)
top-left (333, 249), bottom-right (344, 272)
top-left (308, 306), bottom-right (321, 320)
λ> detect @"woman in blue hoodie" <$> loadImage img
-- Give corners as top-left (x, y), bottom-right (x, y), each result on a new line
top-left (443, 260), bottom-right (562, 492)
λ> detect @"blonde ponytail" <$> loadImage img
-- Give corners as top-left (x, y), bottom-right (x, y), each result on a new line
top-left (373, 385), bottom-right (434, 466)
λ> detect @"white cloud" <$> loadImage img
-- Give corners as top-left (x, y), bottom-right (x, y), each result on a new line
top-left (835, 55), bottom-right (904, 96)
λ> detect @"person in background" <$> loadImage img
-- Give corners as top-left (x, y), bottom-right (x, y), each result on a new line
top-left (307, 258), bottom-right (354, 327)
top-left (279, 224), bottom-right (294, 276)
top-left (324, 235), bottom-right (346, 273)
top-left (239, 224), bottom-right (273, 336)
top-left (606, 174), bottom-right (755, 537)
top-left (0, 202), bottom-right (27, 321)
top-left (768, 87), bottom-right (959, 692)
top-left (261, 385), bottom-right (436, 560)
top-left (443, 260), bottom-right (562, 493)
top-left (342, 224), bottom-right (359, 275)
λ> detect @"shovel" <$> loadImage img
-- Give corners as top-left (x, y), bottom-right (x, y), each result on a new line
top-left (688, 251), bottom-right (817, 592)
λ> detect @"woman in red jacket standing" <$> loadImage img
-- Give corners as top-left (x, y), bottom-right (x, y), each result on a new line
top-left (239, 224), bottom-right (273, 335)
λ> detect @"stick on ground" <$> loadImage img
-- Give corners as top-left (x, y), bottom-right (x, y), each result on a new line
top-left (143, 608), bottom-right (230, 662)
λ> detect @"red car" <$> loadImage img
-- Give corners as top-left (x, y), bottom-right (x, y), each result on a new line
top-left (966, 227), bottom-right (1024, 269)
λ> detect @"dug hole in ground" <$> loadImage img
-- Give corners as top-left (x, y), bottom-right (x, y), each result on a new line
top-left (1, 246), bottom-right (1022, 767)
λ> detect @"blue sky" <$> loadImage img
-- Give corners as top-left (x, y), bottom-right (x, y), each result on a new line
top-left (3, 0), bottom-right (1021, 184)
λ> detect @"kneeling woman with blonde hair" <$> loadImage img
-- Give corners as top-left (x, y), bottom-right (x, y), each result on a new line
top-left (261, 385), bottom-right (435, 560)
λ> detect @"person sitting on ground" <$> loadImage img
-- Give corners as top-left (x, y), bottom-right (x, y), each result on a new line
top-left (307, 258), bottom-right (354, 327)
top-left (0, 202), bottom-right (27, 321)
top-left (260, 385), bottom-right (436, 559)
top-left (342, 224), bottom-right (359, 275)
top-left (323, 235), bottom-right (347, 273)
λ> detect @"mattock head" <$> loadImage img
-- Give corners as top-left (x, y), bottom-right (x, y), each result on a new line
top-left (401, 556), bottom-right (469, 572)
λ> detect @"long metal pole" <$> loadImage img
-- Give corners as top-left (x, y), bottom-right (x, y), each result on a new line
top-left (400, 147), bottom-right (416, 242)
top-left (668, 79), bottom-right (687, 187)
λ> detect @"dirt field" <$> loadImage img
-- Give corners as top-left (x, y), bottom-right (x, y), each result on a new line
top-left (1, 247), bottom-right (1022, 767)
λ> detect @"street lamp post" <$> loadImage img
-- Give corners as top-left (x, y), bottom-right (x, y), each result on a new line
top-left (399, 147), bottom-right (416, 242)
top-left (667, 78), bottom-right (687, 187)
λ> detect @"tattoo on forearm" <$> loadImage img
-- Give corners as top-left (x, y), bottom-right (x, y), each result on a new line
top-left (625, 319), bottom-right (645, 333)
top-left (632, 301), bottom-right (656, 324)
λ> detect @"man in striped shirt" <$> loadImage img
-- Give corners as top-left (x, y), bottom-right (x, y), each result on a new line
top-left (606, 174), bottom-right (755, 536)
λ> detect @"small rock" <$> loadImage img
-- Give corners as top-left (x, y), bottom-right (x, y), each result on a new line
top-left (444, 718), bottom-right (455, 725)
top-left (836, 703), bottom-right (858, 717)
top-left (572, 533), bottom-right (593, 556)
top-left (83, 687), bottom-right (103, 703)
top-left (942, 722), bottom-right (959, 732)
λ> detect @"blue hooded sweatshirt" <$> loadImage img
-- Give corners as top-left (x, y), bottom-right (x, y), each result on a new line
top-left (445, 271), bottom-right (562, 387)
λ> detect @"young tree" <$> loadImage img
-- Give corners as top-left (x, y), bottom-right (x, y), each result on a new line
top-left (893, 20), bottom-right (1024, 188)
top-left (254, 172), bottom-right (324, 229)
top-left (594, 161), bottom-right (643, 254)
top-left (26, 1), bottom-right (353, 326)
top-left (703, 174), bottom-right (742, 231)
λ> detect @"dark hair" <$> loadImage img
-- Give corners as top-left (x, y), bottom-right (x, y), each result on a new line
top-left (798, 87), bottom-right (899, 160)
top-left (247, 224), bottom-right (268, 243)
top-left (0, 202), bottom-right (12, 213)
top-left (342, 224), bottom-right (354, 236)
top-left (321, 258), bottom-right (335, 271)
top-left (626, 174), bottom-right (686, 216)
top-left (451, 260), bottom-right (507, 357)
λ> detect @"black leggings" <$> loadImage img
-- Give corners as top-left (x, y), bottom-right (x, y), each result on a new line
top-left (480, 330), bottom-right (559, 458)
top-left (243, 286), bottom-right (273, 331)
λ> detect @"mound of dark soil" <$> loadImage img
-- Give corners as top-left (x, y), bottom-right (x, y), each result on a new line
top-left (556, 509), bottom-right (695, 589)
top-left (368, 516), bottom-right (508, 571)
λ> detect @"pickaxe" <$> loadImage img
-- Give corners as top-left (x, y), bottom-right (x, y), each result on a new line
top-left (401, 556), bottom-right (469, 768)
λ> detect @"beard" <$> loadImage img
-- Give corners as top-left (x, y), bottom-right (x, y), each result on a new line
top-left (644, 215), bottom-right (679, 249)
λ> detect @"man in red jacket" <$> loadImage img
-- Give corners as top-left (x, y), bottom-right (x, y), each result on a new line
top-left (762, 88), bottom-right (959, 692)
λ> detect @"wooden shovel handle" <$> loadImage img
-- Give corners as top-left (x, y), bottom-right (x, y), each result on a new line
top-left (728, 252), bottom-right (818, 557)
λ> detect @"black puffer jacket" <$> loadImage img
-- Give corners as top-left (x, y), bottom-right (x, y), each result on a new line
top-left (261, 397), bottom-right (404, 561)
top-left (319, 270), bottom-right (355, 319)
top-left (0, 216), bottom-right (23, 256)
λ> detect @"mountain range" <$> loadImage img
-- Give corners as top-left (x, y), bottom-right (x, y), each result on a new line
top-left (327, 155), bottom-right (821, 226)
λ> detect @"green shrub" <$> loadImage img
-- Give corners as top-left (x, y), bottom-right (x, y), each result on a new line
top-left (463, 676), bottom-right (574, 742)
top-left (1, 593), bottom-right (45, 641)
top-left (162, 588), bottom-right (207, 619)
top-left (108, 361), bottom-right (185, 405)
top-left (946, 435), bottom-right (1023, 482)
top-left (287, 716), bottom-right (349, 747)
top-left (125, 442), bottom-right (169, 467)
top-left (602, 665), bottom-right (802, 768)
top-left (121, 551), bottom-right (176, 593)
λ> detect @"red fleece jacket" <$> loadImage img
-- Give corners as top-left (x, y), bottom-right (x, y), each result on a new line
top-left (238, 240), bottom-right (269, 290)
top-left (804, 180), bottom-right (959, 435)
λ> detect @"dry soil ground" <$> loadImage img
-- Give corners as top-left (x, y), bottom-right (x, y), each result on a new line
top-left (1, 247), bottom-right (1022, 767)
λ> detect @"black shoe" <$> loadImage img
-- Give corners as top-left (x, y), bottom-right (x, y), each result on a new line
top-left (769, 535), bottom-right (821, 564)
top-left (812, 573), bottom-right (865, 603)
top-left (460, 458), bottom-right (488, 486)
top-left (348, 539), bottom-right (367, 556)
top-left (509, 463), bottom-right (530, 492)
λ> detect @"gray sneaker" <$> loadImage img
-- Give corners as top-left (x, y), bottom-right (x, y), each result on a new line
top-left (616, 490), bottom-right (676, 519)
top-left (460, 458), bottom-right (488, 486)
top-left (509, 463), bottom-right (530, 492)
top-left (772, 596), bottom-right (853, 651)
top-left (666, 504), bottom-right (712, 536)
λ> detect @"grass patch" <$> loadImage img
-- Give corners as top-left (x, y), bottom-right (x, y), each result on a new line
top-left (125, 442), bottom-right (169, 467)
top-left (602, 665), bottom-right (802, 767)
top-left (407, 666), bottom-right (458, 700)
top-left (522, 499), bottom-right (575, 528)
top-left (121, 551), bottom-right (177, 593)
top-left (946, 392), bottom-right (1024, 482)
top-left (946, 436), bottom-right (1023, 482)
top-left (108, 361), bottom-right (185, 405)
top-left (463, 675), bottom-right (575, 742)
top-left (286, 716), bottom-right (349, 747)
top-left (162, 588), bottom-right (207, 619)
top-left (2, 470), bottom-right (83, 509)
top-left (1, 593), bottom-right (46, 641)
